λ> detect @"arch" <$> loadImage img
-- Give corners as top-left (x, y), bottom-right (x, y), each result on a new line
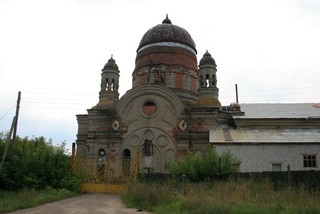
top-left (121, 126), bottom-right (177, 173)
top-left (116, 85), bottom-right (184, 122)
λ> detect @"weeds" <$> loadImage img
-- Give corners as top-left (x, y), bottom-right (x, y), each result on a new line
top-left (0, 188), bottom-right (78, 213)
top-left (121, 179), bottom-right (320, 214)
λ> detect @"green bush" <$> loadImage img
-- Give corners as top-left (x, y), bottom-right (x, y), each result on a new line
top-left (0, 132), bottom-right (79, 191)
top-left (169, 147), bottom-right (240, 181)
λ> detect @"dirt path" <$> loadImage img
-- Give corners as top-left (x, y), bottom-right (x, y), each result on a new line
top-left (8, 193), bottom-right (150, 214)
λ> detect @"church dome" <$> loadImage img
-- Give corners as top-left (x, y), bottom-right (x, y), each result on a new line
top-left (137, 15), bottom-right (197, 54)
top-left (102, 56), bottom-right (119, 71)
top-left (199, 51), bottom-right (216, 67)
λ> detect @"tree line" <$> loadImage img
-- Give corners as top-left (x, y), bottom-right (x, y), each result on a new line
top-left (0, 132), bottom-right (80, 191)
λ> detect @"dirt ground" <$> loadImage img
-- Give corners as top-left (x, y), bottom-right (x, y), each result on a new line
top-left (8, 193), bottom-right (150, 214)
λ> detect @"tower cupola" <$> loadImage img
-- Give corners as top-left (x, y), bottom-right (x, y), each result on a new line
top-left (198, 51), bottom-right (220, 107)
top-left (101, 55), bottom-right (120, 92)
top-left (94, 55), bottom-right (120, 109)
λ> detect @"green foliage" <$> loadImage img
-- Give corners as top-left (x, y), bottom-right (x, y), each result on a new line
top-left (169, 147), bottom-right (241, 181)
top-left (0, 188), bottom-right (77, 213)
top-left (122, 180), bottom-right (320, 214)
top-left (0, 133), bottom-right (80, 191)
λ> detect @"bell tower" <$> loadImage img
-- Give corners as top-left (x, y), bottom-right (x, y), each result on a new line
top-left (197, 51), bottom-right (221, 107)
top-left (95, 55), bottom-right (120, 108)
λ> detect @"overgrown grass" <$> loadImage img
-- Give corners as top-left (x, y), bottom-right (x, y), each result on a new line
top-left (121, 179), bottom-right (320, 213)
top-left (0, 188), bottom-right (78, 213)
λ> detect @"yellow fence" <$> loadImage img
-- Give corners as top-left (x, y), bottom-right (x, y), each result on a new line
top-left (74, 157), bottom-right (138, 194)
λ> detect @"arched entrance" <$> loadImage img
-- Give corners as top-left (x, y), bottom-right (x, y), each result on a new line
top-left (121, 127), bottom-right (176, 173)
top-left (122, 149), bottom-right (131, 176)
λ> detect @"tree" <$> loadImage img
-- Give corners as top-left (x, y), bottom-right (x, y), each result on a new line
top-left (0, 133), bottom-right (81, 191)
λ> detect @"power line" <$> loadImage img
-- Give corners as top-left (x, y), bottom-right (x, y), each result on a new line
top-left (0, 105), bottom-right (16, 121)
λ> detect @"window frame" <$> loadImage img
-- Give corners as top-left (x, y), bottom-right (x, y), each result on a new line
top-left (303, 155), bottom-right (317, 168)
top-left (272, 163), bottom-right (282, 172)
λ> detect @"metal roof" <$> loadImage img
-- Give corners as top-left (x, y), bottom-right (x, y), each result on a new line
top-left (210, 128), bottom-right (320, 143)
top-left (233, 103), bottom-right (320, 119)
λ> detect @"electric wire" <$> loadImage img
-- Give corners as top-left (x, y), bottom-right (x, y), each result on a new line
top-left (0, 84), bottom-right (319, 111)
top-left (0, 105), bottom-right (16, 121)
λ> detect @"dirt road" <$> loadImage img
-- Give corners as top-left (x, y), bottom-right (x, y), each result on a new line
top-left (8, 193), bottom-right (150, 214)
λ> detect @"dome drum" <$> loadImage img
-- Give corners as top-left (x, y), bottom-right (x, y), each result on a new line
top-left (135, 46), bottom-right (197, 72)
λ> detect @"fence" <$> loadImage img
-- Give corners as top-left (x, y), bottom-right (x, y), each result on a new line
top-left (74, 157), bottom-right (138, 192)
top-left (230, 170), bottom-right (320, 189)
top-left (139, 170), bottom-right (320, 189)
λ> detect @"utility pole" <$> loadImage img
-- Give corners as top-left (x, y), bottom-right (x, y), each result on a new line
top-left (235, 84), bottom-right (239, 103)
top-left (0, 91), bottom-right (21, 174)
top-left (12, 91), bottom-right (21, 144)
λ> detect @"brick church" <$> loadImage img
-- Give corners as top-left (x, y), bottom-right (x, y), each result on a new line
top-left (76, 16), bottom-right (320, 173)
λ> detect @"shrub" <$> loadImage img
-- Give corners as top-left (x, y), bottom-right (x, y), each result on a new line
top-left (169, 147), bottom-right (240, 181)
top-left (0, 133), bottom-right (78, 191)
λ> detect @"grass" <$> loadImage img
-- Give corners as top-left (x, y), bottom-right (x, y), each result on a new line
top-left (121, 179), bottom-right (320, 214)
top-left (0, 187), bottom-right (78, 213)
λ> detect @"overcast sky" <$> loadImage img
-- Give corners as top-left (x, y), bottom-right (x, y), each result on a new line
top-left (0, 0), bottom-right (319, 149)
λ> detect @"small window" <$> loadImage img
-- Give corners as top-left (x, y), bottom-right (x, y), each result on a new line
top-left (303, 155), bottom-right (317, 167)
top-left (272, 163), bottom-right (282, 172)
top-left (143, 101), bottom-right (157, 115)
top-left (123, 149), bottom-right (131, 159)
top-left (98, 149), bottom-right (106, 157)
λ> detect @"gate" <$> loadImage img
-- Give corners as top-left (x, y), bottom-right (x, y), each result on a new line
top-left (74, 156), bottom-right (139, 194)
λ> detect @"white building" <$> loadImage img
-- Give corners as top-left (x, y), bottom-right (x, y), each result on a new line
top-left (210, 103), bottom-right (320, 172)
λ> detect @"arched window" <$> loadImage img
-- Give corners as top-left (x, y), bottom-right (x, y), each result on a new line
top-left (123, 149), bottom-right (131, 159)
top-left (200, 75), bottom-right (204, 87)
top-left (143, 140), bottom-right (153, 156)
top-left (111, 79), bottom-right (115, 91)
top-left (106, 78), bottom-right (110, 90)
top-left (122, 149), bottom-right (131, 176)
top-left (212, 74), bottom-right (216, 87)
top-left (206, 74), bottom-right (210, 87)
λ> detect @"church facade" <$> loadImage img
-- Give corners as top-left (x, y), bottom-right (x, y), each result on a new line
top-left (76, 16), bottom-right (320, 173)
top-left (76, 16), bottom-right (225, 173)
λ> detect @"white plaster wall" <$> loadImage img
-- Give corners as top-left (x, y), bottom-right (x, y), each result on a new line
top-left (215, 144), bottom-right (320, 172)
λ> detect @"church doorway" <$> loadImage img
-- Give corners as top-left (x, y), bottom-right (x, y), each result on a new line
top-left (122, 149), bottom-right (131, 177)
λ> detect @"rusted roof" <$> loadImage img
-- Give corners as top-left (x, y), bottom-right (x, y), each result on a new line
top-left (233, 103), bottom-right (320, 119)
top-left (210, 128), bottom-right (320, 143)
top-left (137, 17), bottom-right (196, 53)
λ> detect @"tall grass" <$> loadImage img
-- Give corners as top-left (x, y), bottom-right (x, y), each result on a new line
top-left (0, 188), bottom-right (77, 213)
top-left (121, 179), bottom-right (320, 213)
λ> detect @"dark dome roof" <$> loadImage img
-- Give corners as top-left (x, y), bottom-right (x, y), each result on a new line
top-left (137, 16), bottom-right (197, 53)
top-left (199, 51), bottom-right (216, 66)
top-left (102, 56), bottom-right (119, 71)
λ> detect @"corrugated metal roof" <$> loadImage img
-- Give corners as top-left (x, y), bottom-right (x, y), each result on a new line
top-left (210, 128), bottom-right (320, 143)
top-left (233, 103), bottom-right (320, 119)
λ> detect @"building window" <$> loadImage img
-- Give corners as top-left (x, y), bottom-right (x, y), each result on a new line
top-left (123, 149), bottom-right (131, 159)
top-left (272, 163), bottom-right (282, 172)
top-left (143, 101), bottom-right (157, 115)
top-left (143, 140), bottom-right (153, 156)
top-left (303, 155), bottom-right (317, 167)
top-left (98, 149), bottom-right (106, 157)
